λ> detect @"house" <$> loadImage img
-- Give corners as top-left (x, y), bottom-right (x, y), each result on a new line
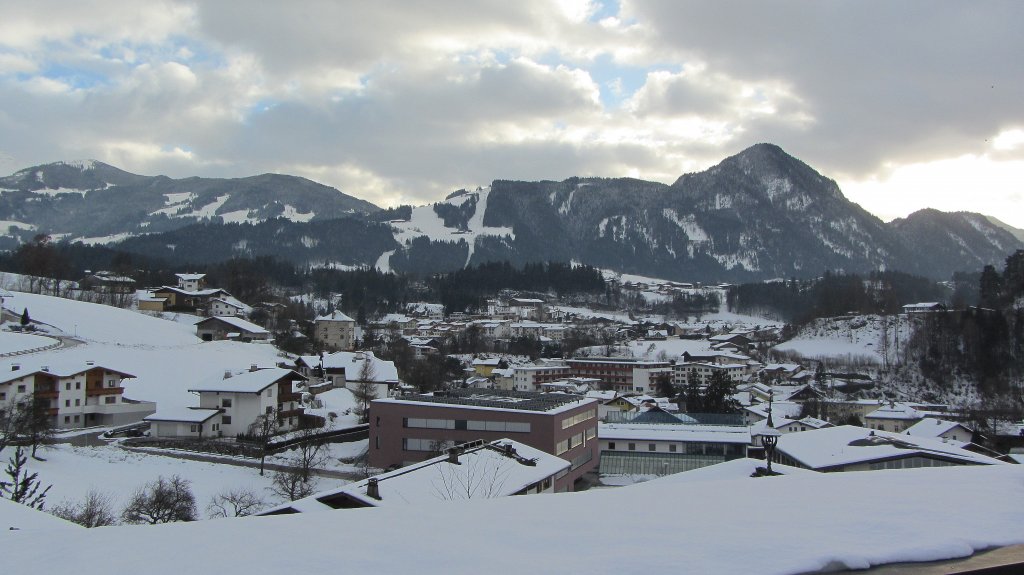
top-left (148, 286), bottom-right (233, 314)
top-left (0, 359), bottom-right (156, 429)
top-left (904, 419), bottom-right (974, 445)
top-left (511, 363), bottom-right (572, 392)
top-left (186, 367), bottom-right (307, 435)
top-left (471, 357), bottom-right (503, 377)
top-left (259, 439), bottom-right (570, 515)
top-left (78, 271), bottom-right (135, 293)
top-left (902, 302), bottom-right (947, 314)
top-left (209, 297), bottom-right (251, 318)
top-left (864, 402), bottom-right (925, 433)
top-left (295, 350), bottom-right (400, 400)
top-left (773, 425), bottom-right (1005, 472)
top-left (369, 389), bottom-right (599, 492)
top-left (145, 407), bottom-right (223, 438)
top-left (195, 316), bottom-right (271, 342)
top-left (566, 358), bottom-right (672, 394)
top-left (598, 421), bottom-right (750, 476)
top-left (176, 273), bottom-right (207, 291)
top-left (313, 311), bottom-right (356, 351)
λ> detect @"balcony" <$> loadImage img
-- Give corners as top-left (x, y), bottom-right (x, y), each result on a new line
top-left (277, 408), bottom-right (304, 420)
top-left (279, 391), bottom-right (301, 403)
top-left (86, 386), bottom-right (124, 397)
top-left (34, 390), bottom-right (59, 399)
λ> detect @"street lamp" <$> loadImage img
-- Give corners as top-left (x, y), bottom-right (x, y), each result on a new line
top-left (757, 390), bottom-right (782, 475)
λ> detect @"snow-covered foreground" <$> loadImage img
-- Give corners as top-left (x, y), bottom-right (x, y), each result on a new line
top-left (0, 331), bottom-right (58, 354)
top-left (3, 464), bottom-right (1024, 574)
top-left (4, 443), bottom-right (335, 520)
top-left (1, 292), bottom-right (285, 410)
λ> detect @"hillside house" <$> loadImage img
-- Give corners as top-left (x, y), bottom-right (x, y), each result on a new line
top-left (296, 351), bottom-right (400, 400)
top-left (186, 367), bottom-right (308, 435)
top-left (0, 359), bottom-right (155, 429)
top-left (78, 271), bottom-right (135, 294)
top-left (314, 311), bottom-right (356, 351)
top-left (195, 316), bottom-right (271, 342)
top-left (176, 273), bottom-right (207, 291)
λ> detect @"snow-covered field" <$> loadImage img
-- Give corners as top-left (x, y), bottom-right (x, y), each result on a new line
top-left (3, 464), bottom-right (1024, 574)
top-left (773, 314), bottom-right (908, 365)
top-left (0, 331), bottom-right (59, 355)
top-left (1, 291), bottom-right (285, 410)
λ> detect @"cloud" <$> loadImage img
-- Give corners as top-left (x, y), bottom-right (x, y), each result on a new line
top-left (0, 0), bottom-right (1021, 227)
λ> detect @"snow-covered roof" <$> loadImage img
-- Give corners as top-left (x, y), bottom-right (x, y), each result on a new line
top-left (188, 367), bottom-right (304, 394)
top-left (744, 401), bottom-right (803, 421)
top-left (7, 465), bottom-right (1024, 572)
top-left (315, 310), bottom-right (355, 322)
top-left (905, 418), bottom-right (973, 439)
top-left (866, 403), bottom-right (924, 420)
top-left (175, 273), bottom-right (206, 281)
top-left (641, 458), bottom-right (816, 485)
top-left (375, 390), bottom-right (595, 416)
top-left (196, 315), bottom-right (269, 334)
top-left (298, 351), bottom-right (399, 383)
top-left (262, 439), bottom-right (569, 513)
top-left (776, 425), bottom-right (1005, 470)
top-left (472, 357), bottom-right (502, 366)
top-left (599, 422), bottom-right (751, 444)
top-left (585, 390), bottom-right (617, 401)
top-left (0, 360), bottom-right (135, 386)
top-left (145, 407), bottom-right (221, 424)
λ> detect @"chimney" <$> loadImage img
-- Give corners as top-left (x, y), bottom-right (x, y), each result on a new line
top-left (223, 370), bottom-right (233, 379)
top-left (365, 478), bottom-right (381, 500)
top-left (447, 447), bottom-right (462, 465)
top-left (250, 364), bottom-right (259, 372)
top-left (86, 360), bottom-right (94, 366)
top-left (41, 366), bottom-right (49, 371)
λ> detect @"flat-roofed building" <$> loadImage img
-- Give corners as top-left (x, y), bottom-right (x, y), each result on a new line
top-left (369, 389), bottom-right (599, 492)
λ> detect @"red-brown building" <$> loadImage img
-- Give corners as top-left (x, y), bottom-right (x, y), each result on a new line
top-left (565, 358), bottom-right (673, 394)
top-left (369, 389), bottom-right (599, 492)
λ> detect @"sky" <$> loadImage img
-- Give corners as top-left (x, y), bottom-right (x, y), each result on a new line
top-left (0, 1), bottom-right (1022, 227)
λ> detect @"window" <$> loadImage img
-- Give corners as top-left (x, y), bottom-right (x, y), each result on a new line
top-left (376, 416), bottom-right (381, 427)
top-left (222, 416), bottom-right (232, 425)
top-left (669, 444), bottom-right (677, 453)
top-left (105, 396), bottom-right (116, 404)
top-left (64, 416), bottom-right (70, 423)
top-left (107, 379), bottom-right (116, 388)
top-left (17, 385), bottom-right (25, 393)
top-left (648, 443), bottom-right (656, 452)
top-left (75, 399), bottom-right (80, 406)
top-left (222, 398), bottom-right (233, 408)
top-left (608, 442), bottom-right (616, 450)
top-left (212, 424), bottom-right (220, 431)
top-left (190, 424), bottom-right (198, 433)
top-left (73, 415), bottom-right (80, 422)
top-left (76, 382), bottom-right (81, 390)
top-left (266, 388), bottom-right (273, 397)
top-left (65, 400), bottom-right (70, 407)
top-left (628, 443), bottom-right (636, 451)
top-left (65, 382), bottom-right (71, 391)
top-left (556, 439), bottom-right (570, 455)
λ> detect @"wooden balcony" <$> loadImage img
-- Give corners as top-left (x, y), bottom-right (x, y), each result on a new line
top-left (86, 386), bottom-right (123, 397)
top-left (45, 408), bottom-right (58, 416)
top-left (277, 408), bottom-right (304, 420)
top-left (34, 390), bottom-right (59, 399)
top-left (279, 391), bottom-right (301, 403)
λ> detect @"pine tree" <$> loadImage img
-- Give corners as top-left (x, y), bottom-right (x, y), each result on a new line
top-left (0, 446), bottom-right (51, 509)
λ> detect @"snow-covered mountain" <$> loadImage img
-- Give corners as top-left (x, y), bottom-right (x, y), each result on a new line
top-left (0, 160), bottom-right (380, 248)
top-left (2, 146), bottom-right (1020, 280)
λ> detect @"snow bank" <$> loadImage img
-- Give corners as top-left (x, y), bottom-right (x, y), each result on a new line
top-left (2, 465), bottom-right (1023, 573)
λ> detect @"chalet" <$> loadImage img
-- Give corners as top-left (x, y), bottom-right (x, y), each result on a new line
top-left (258, 439), bottom-right (569, 514)
top-left (864, 402), bottom-right (925, 433)
top-left (209, 297), bottom-right (250, 318)
top-left (0, 359), bottom-right (156, 429)
top-left (148, 286), bottom-right (233, 313)
top-left (78, 271), bottom-right (135, 293)
top-left (774, 425), bottom-right (1004, 472)
top-left (296, 350), bottom-right (400, 400)
top-left (195, 316), bottom-right (271, 342)
top-left (313, 311), bottom-right (356, 351)
top-left (176, 273), bottom-right (207, 291)
top-left (902, 302), bottom-right (947, 314)
top-left (186, 367), bottom-right (308, 435)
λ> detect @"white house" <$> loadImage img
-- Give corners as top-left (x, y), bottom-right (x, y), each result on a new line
top-left (296, 351), bottom-right (400, 399)
top-left (145, 407), bottom-right (223, 438)
top-left (0, 359), bottom-right (156, 429)
top-left (904, 419), bottom-right (974, 445)
top-left (176, 273), bottom-right (207, 291)
top-left (209, 297), bottom-right (251, 318)
top-left (187, 367), bottom-right (307, 436)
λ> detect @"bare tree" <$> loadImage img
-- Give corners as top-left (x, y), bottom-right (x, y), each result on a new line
top-left (269, 468), bottom-right (318, 501)
top-left (0, 446), bottom-right (51, 509)
top-left (350, 358), bottom-right (378, 424)
top-left (289, 423), bottom-right (332, 482)
top-left (50, 489), bottom-right (117, 527)
top-left (248, 408), bottom-right (280, 476)
top-left (432, 455), bottom-right (512, 501)
top-left (121, 475), bottom-right (197, 524)
top-left (207, 488), bottom-right (265, 518)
